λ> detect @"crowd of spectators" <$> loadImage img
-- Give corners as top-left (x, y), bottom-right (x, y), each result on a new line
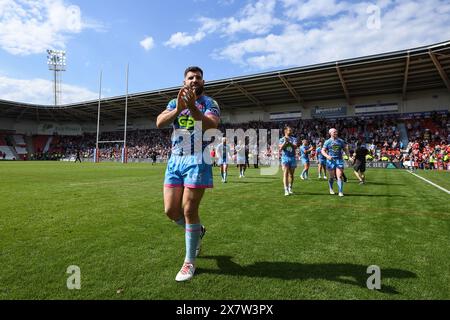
top-left (42, 129), bottom-right (172, 161)
top-left (9, 112), bottom-right (449, 169)
top-left (218, 116), bottom-right (407, 163)
top-left (400, 112), bottom-right (449, 169)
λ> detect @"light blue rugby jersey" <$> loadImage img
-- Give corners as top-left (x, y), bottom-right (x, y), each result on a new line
top-left (216, 143), bottom-right (231, 160)
top-left (316, 147), bottom-right (326, 161)
top-left (279, 136), bottom-right (297, 158)
top-left (166, 95), bottom-right (220, 156)
top-left (323, 138), bottom-right (347, 159)
top-left (300, 145), bottom-right (312, 160)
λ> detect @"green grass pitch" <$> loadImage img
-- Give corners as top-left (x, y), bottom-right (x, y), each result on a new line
top-left (0, 161), bottom-right (449, 300)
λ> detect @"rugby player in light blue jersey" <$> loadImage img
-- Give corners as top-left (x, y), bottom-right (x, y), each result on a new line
top-left (279, 126), bottom-right (298, 196)
top-left (156, 66), bottom-right (220, 282)
top-left (316, 140), bottom-right (327, 180)
top-left (216, 137), bottom-right (233, 183)
top-left (299, 140), bottom-right (314, 180)
top-left (321, 128), bottom-right (350, 197)
top-left (234, 140), bottom-right (246, 178)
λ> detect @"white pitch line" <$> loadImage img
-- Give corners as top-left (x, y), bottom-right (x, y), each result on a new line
top-left (406, 170), bottom-right (450, 195)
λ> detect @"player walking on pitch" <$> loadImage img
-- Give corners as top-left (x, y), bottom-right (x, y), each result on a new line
top-left (156, 66), bottom-right (220, 282)
top-left (316, 140), bottom-right (327, 179)
top-left (352, 141), bottom-right (369, 184)
top-left (279, 126), bottom-right (298, 196)
top-left (235, 140), bottom-right (246, 178)
top-left (216, 137), bottom-right (232, 183)
top-left (75, 149), bottom-right (82, 163)
top-left (299, 140), bottom-right (314, 180)
top-left (321, 128), bottom-right (350, 197)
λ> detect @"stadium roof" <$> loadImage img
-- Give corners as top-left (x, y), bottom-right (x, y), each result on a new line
top-left (1, 40), bottom-right (450, 122)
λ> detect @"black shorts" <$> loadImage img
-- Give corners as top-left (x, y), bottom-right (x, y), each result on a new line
top-left (353, 160), bottom-right (366, 172)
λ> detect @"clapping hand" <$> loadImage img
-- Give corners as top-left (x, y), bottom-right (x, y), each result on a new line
top-left (181, 86), bottom-right (197, 110)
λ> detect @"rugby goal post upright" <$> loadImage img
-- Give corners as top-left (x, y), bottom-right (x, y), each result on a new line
top-left (122, 64), bottom-right (129, 164)
top-left (94, 70), bottom-right (102, 163)
top-left (94, 65), bottom-right (130, 164)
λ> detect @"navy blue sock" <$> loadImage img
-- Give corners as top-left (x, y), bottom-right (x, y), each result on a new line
top-left (328, 178), bottom-right (334, 190)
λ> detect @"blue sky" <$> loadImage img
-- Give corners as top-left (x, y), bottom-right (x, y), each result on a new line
top-left (1, 0), bottom-right (450, 105)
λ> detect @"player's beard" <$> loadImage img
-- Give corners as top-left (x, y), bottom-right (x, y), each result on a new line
top-left (192, 84), bottom-right (204, 96)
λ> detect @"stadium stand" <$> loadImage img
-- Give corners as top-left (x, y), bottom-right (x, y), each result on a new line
top-left (15, 146), bottom-right (28, 155)
top-left (32, 136), bottom-right (51, 153)
top-left (0, 42), bottom-right (448, 167)
top-left (13, 135), bottom-right (26, 146)
top-left (5, 111), bottom-right (443, 169)
top-left (11, 134), bottom-right (27, 159)
top-left (0, 134), bottom-right (6, 146)
top-left (0, 146), bottom-right (16, 160)
top-left (0, 114), bottom-right (448, 167)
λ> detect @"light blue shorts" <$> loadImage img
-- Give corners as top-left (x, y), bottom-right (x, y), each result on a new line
top-left (237, 156), bottom-right (246, 165)
top-left (281, 156), bottom-right (297, 168)
top-left (164, 155), bottom-right (213, 189)
top-left (217, 157), bottom-right (228, 166)
top-left (326, 158), bottom-right (344, 170)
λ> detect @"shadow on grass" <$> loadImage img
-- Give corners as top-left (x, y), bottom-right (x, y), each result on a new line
top-left (198, 255), bottom-right (416, 295)
top-left (232, 181), bottom-right (259, 184)
top-left (290, 192), bottom-right (406, 198)
top-left (238, 176), bottom-right (279, 180)
top-left (363, 182), bottom-right (406, 186)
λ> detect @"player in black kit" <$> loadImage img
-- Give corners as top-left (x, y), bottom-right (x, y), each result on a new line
top-left (351, 141), bottom-right (369, 184)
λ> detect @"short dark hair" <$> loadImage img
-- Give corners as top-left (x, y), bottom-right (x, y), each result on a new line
top-left (184, 66), bottom-right (203, 78)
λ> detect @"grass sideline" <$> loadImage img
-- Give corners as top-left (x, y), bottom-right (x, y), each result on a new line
top-left (0, 161), bottom-right (449, 299)
top-left (412, 169), bottom-right (450, 191)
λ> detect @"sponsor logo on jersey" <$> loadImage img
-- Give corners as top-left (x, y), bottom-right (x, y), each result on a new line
top-left (178, 116), bottom-right (195, 129)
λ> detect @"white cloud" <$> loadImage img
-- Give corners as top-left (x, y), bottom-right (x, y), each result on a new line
top-left (198, 17), bottom-right (222, 34)
top-left (0, 0), bottom-right (100, 55)
top-left (164, 31), bottom-right (206, 48)
top-left (281, 0), bottom-right (350, 20)
top-left (165, 0), bottom-right (280, 48)
top-left (140, 36), bottom-right (155, 51)
top-left (214, 0), bottom-right (450, 69)
top-left (0, 75), bottom-right (98, 104)
top-left (224, 0), bottom-right (281, 35)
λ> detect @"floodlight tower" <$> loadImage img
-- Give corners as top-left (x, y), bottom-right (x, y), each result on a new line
top-left (47, 49), bottom-right (66, 106)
